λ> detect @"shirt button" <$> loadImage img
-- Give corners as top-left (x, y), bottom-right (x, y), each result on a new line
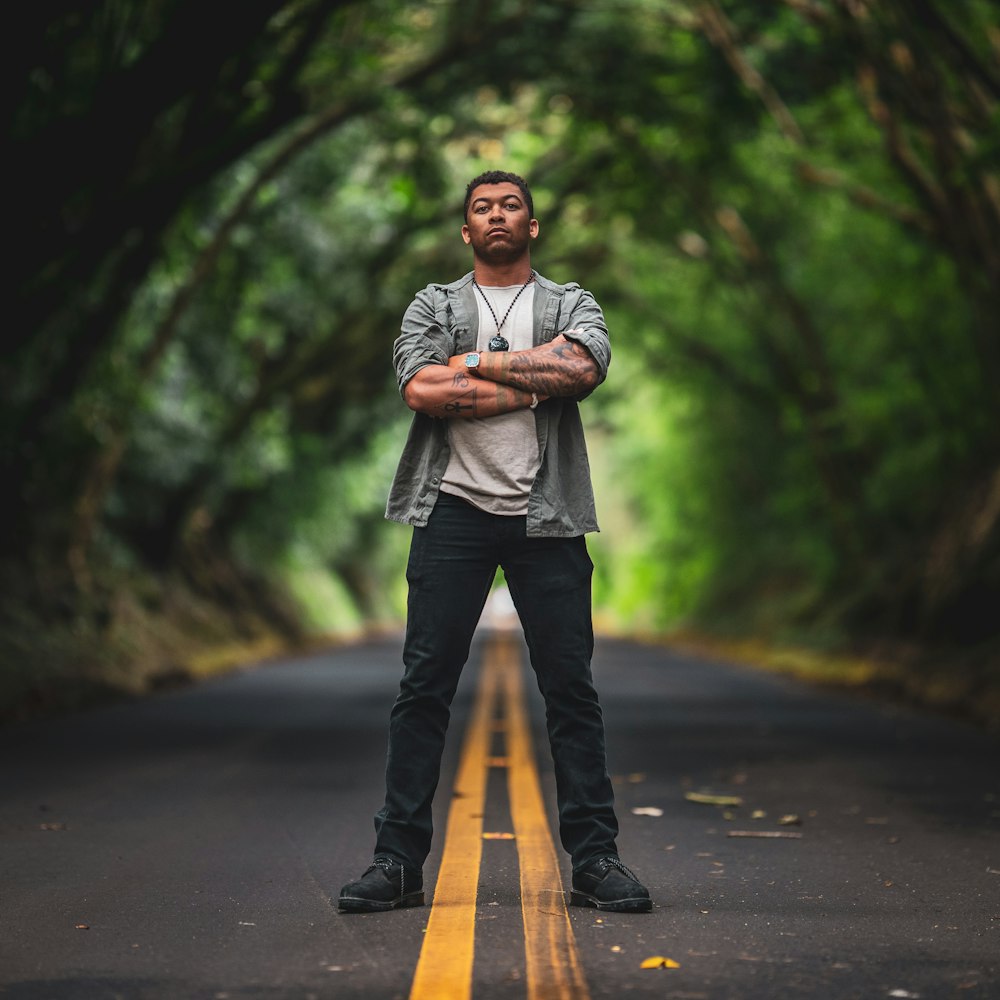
top-left (431, 478), bottom-right (439, 485)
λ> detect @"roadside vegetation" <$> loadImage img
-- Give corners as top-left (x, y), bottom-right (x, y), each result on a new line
top-left (5, 1), bottom-right (998, 724)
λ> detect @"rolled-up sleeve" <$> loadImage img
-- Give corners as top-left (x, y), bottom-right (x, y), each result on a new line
top-left (560, 287), bottom-right (611, 399)
top-left (392, 286), bottom-right (452, 395)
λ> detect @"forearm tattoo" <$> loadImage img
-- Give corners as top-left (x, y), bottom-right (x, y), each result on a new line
top-left (491, 338), bottom-right (599, 397)
top-left (430, 370), bottom-right (530, 418)
top-left (437, 371), bottom-right (478, 417)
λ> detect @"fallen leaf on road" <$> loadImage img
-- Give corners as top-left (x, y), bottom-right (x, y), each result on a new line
top-left (685, 792), bottom-right (743, 807)
top-left (888, 991), bottom-right (921, 999)
top-left (611, 945), bottom-right (622, 953)
top-left (751, 810), bottom-right (767, 820)
top-left (727, 830), bottom-right (803, 839)
top-left (482, 832), bottom-right (515, 839)
top-left (39, 823), bottom-right (68, 831)
top-left (631, 807), bottom-right (664, 817)
top-left (74, 924), bottom-right (89, 930)
top-left (627, 773), bottom-right (647, 783)
top-left (641, 956), bottom-right (681, 969)
top-left (778, 814), bottom-right (802, 826)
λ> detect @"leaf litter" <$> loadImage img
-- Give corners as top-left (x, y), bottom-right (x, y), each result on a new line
top-left (641, 956), bottom-right (681, 969)
top-left (727, 830), bottom-right (803, 839)
top-left (685, 792), bottom-right (744, 807)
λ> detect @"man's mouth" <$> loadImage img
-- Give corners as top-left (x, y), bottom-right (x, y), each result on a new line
top-left (487, 227), bottom-right (509, 238)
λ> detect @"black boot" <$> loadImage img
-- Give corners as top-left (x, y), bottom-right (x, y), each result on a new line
top-left (338, 855), bottom-right (425, 913)
top-left (570, 856), bottom-right (652, 913)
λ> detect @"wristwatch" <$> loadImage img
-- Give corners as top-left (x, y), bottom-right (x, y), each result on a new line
top-left (464, 352), bottom-right (481, 370)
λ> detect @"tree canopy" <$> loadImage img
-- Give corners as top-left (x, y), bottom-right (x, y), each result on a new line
top-left (5, 0), bottom-right (999, 718)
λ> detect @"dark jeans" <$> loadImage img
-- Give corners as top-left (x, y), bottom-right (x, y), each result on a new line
top-left (374, 493), bottom-right (619, 871)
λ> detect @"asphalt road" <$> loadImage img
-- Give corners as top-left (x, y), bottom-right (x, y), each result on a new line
top-left (0, 631), bottom-right (997, 999)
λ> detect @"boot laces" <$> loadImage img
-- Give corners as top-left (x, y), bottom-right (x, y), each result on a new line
top-left (598, 856), bottom-right (639, 881)
top-left (369, 855), bottom-right (404, 894)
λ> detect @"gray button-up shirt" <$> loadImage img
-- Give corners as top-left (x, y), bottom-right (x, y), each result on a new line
top-left (385, 270), bottom-right (611, 537)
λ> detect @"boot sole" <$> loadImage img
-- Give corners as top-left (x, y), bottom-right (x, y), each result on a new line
top-left (338, 891), bottom-right (425, 913)
top-left (570, 890), bottom-right (652, 913)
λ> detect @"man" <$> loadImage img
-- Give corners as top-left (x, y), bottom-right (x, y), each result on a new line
top-left (338, 170), bottom-right (651, 915)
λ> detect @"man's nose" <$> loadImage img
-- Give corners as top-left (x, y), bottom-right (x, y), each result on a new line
top-left (488, 205), bottom-right (505, 221)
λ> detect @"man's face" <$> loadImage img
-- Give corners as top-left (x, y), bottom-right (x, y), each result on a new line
top-left (462, 183), bottom-right (539, 264)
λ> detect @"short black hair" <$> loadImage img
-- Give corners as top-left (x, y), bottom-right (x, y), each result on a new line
top-left (463, 170), bottom-right (534, 221)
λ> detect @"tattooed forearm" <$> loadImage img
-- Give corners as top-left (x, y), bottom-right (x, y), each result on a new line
top-left (481, 337), bottom-right (600, 397)
top-left (496, 382), bottom-right (511, 412)
top-left (428, 370), bottom-right (474, 416)
top-left (405, 364), bottom-right (535, 418)
top-left (438, 388), bottom-right (478, 417)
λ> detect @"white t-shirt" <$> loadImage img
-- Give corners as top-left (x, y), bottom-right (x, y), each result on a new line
top-left (441, 283), bottom-right (540, 515)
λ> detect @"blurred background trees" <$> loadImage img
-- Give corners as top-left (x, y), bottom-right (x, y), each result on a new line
top-left (5, 0), bottom-right (998, 719)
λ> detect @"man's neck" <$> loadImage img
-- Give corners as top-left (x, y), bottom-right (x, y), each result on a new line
top-left (473, 258), bottom-right (533, 287)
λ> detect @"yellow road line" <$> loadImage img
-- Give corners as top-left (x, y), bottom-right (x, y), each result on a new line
top-left (408, 646), bottom-right (497, 1000)
top-left (497, 634), bottom-right (592, 1000)
top-left (409, 634), bottom-right (591, 1000)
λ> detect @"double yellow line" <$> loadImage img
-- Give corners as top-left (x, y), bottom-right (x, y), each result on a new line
top-left (409, 633), bottom-right (591, 1000)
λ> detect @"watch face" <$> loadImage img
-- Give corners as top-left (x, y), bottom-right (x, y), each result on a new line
top-left (465, 352), bottom-right (481, 368)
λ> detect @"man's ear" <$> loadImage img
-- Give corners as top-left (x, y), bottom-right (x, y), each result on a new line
top-left (461, 224), bottom-right (472, 245)
top-left (530, 219), bottom-right (539, 239)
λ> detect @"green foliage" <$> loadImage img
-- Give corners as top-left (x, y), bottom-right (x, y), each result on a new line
top-left (6, 0), bottom-right (999, 712)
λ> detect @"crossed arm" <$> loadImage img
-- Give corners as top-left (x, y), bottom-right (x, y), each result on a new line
top-left (403, 333), bottom-right (601, 419)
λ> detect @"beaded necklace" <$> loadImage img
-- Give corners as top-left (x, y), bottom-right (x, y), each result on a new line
top-left (473, 270), bottom-right (535, 351)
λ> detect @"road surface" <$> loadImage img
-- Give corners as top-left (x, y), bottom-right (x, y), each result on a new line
top-left (0, 626), bottom-right (997, 999)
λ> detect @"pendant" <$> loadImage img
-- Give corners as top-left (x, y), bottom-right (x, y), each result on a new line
top-left (488, 334), bottom-right (509, 352)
